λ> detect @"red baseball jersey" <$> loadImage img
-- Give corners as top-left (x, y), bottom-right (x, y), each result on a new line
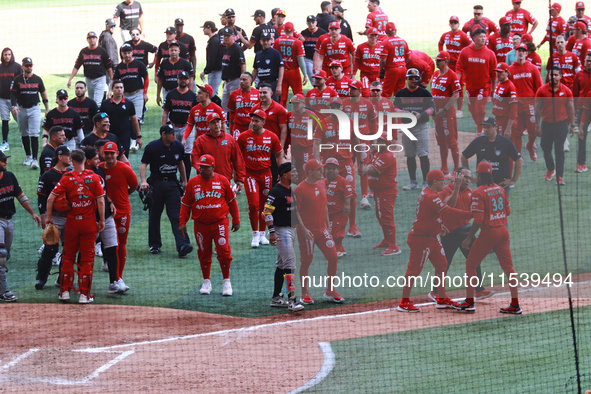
top-left (365, 10), bottom-right (389, 41)
top-left (371, 97), bottom-right (397, 134)
top-left (51, 170), bottom-right (104, 219)
top-left (367, 151), bottom-right (397, 192)
top-left (313, 115), bottom-right (354, 161)
top-left (508, 61), bottom-right (543, 97)
top-left (342, 97), bottom-right (377, 136)
top-left (572, 69), bottom-right (591, 109)
top-left (456, 43), bottom-right (498, 91)
top-left (318, 35), bottom-right (355, 71)
top-left (228, 87), bottom-right (260, 132)
top-left (535, 82), bottom-right (574, 122)
top-left (273, 36), bottom-right (305, 71)
top-left (380, 36), bottom-right (410, 69)
top-left (252, 101), bottom-right (288, 140)
top-left (492, 79), bottom-right (518, 120)
top-left (99, 161), bottom-right (138, 217)
top-left (566, 36), bottom-right (591, 65)
top-left (462, 17), bottom-right (499, 36)
top-left (431, 69), bottom-right (462, 110)
top-left (288, 110), bottom-right (315, 152)
top-left (505, 8), bottom-right (537, 36)
top-left (410, 187), bottom-right (450, 237)
top-left (407, 50), bottom-right (435, 85)
top-left (237, 129), bottom-right (282, 171)
top-left (526, 52), bottom-right (542, 71)
top-left (180, 172), bottom-right (239, 225)
top-left (294, 180), bottom-right (328, 232)
top-left (184, 101), bottom-right (226, 139)
top-left (326, 75), bottom-right (353, 97)
top-left (354, 42), bottom-right (382, 74)
top-left (324, 175), bottom-right (353, 215)
top-left (438, 30), bottom-right (472, 65)
top-left (470, 183), bottom-right (510, 227)
top-left (276, 24), bottom-right (301, 39)
top-left (539, 16), bottom-right (567, 46)
top-left (547, 52), bottom-right (580, 89)
top-left (192, 132), bottom-right (245, 183)
top-left (487, 33), bottom-right (514, 63)
top-left (439, 183), bottom-right (473, 231)
top-left (305, 86), bottom-right (339, 109)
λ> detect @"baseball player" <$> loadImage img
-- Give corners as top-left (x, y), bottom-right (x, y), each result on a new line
top-left (523, 37), bottom-right (542, 71)
top-left (287, 94), bottom-right (316, 179)
top-left (324, 158), bottom-right (352, 257)
top-left (301, 15), bottom-right (327, 87)
top-left (492, 63), bottom-right (518, 139)
top-left (295, 159), bottom-right (343, 304)
top-left (156, 41), bottom-right (194, 107)
top-left (42, 89), bottom-right (83, 152)
top-left (315, 21), bottom-right (355, 78)
top-left (180, 154), bottom-right (240, 296)
top-left (358, 0), bottom-right (388, 41)
top-left (154, 27), bottom-right (190, 72)
top-left (264, 162), bottom-right (304, 311)
top-left (566, 21), bottom-right (591, 65)
top-left (201, 21), bottom-right (223, 98)
top-left (68, 81), bottom-right (99, 136)
top-left (326, 60), bottom-right (353, 97)
top-left (175, 18), bottom-right (197, 69)
top-left (252, 32), bottom-right (284, 101)
top-left (379, 22), bottom-right (410, 98)
top-left (0, 48), bottom-right (22, 151)
top-left (273, 22), bottom-right (307, 107)
top-left (576, 1), bottom-right (591, 31)
top-left (453, 161), bottom-right (521, 314)
top-left (305, 70), bottom-right (339, 108)
top-left (183, 84), bottom-right (226, 154)
top-left (227, 72), bottom-right (259, 139)
top-left (113, 0), bottom-right (144, 42)
top-left (113, 43), bottom-right (149, 131)
top-left (574, 52), bottom-right (591, 172)
top-left (462, 5), bottom-right (499, 37)
top-left (353, 28), bottom-right (381, 96)
top-left (124, 28), bottom-right (157, 68)
top-left (100, 141), bottom-right (139, 290)
top-left (39, 126), bottom-right (67, 176)
top-left (456, 29), bottom-right (498, 136)
top-left (67, 32), bottom-right (114, 105)
top-left (100, 19), bottom-right (119, 68)
top-left (545, 35), bottom-right (579, 90)
top-left (488, 17), bottom-right (514, 64)
top-left (10, 57), bottom-right (49, 169)
top-left (274, 10), bottom-right (301, 39)
top-left (237, 109), bottom-right (283, 248)
top-left (506, 0), bottom-right (538, 36)
top-left (248, 10), bottom-right (279, 53)
top-left (218, 8), bottom-right (250, 49)
top-left (0, 150), bottom-right (41, 301)
top-left (431, 51), bottom-right (461, 176)
top-left (47, 149), bottom-right (105, 303)
top-left (397, 169), bottom-right (472, 312)
top-left (220, 27), bottom-right (246, 112)
top-left (537, 3), bottom-right (567, 50)
top-left (406, 50), bottom-right (435, 88)
top-left (369, 80), bottom-right (397, 137)
top-left (80, 112), bottom-right (128, 163)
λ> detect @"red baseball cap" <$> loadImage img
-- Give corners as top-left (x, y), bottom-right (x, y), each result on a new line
top-left (207, 112), bottom-right (222, 123)
top-left (197, 84), bottom-right (214, 97)
top-left (476, 161), bottom-right (493, 174)
top-left (515, 43), bottom-right (528, 50)
top-left (349, 80), bottom-right (363, 90)
top-left (575, 21), bottom-right (587, 30)
top-left (577, 1), bottom-right (585, 8)
top-left (276, 9), bottom-right (286, 16)
top-left (512, 0), bottom-right (521, 3)
top-left (329, 60), bottom-right (342, 68)
top-left (551, 2), bottom-right (562, 12)
top-left (199, 154), bottom-right (215, 167)
top-left (103, 141), bottom-right (118, 153)
top-left (329, 21), bottom-right (340, 29)
top-left (366, 27), bottom-right (379, 35)
top-left (250, 109), bottom-right (267, 121)
top-left (449, 16), bottom-right (460, 22)
top-left (495, 62), bottom-right (510, 73)
top-left (284, 22), bottom-right (294, 33)
top-left (499, 16), bottom-right (512, 25)
top-left (386, 22), bottom-right (396, 32)
top-left (324, 157), bottom-right (340, 167)
top-left (304, 159), bottom-right (323, 171)
top-left (314, 69), bottom-right (328, 79)
top-left (426, 169), bottom-right (445, 182)
top-left (521, 33), bottom-right (533, 43)
top-left (436, 51), bottom-right (450, 60)
top-left (290, 93), bottom-right (305, 103)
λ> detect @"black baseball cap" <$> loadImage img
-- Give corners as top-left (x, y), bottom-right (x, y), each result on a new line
top-left (160, 124), bottom-right (175, 134)
top-left (223, 8), bottom-right (235, 16)
top-left (56, 89), bottom-right (68, 98)
top-left (261, 32), bottom-right (272, 40)
top-left (252, 9), bottom-right (265, 17)
top-left (333, 5), bottom-right (346, 12)
top-left (120, 43), bottom-right (133, 52)
top-left (55, 145), bottom-right (71, 157)
top-left (177, 71), bottom-right (190, 79)
top-left (165, 26), bottom-right (177, 34)
top-left (201, 21), bottom-right (216, 29)
top-left (481, 116), bottom-right (497, 126)
top-left (307, 15), bottom-right (317, 22)
top-left (0, 151), bottom-right (11, 159)
top-left (87, 31), bottom-right (97, 38)
top-left (168, 40), bottom-right (180, 48)
top-left (278, 162), bottom-right (292, 176)
top-left (106, 18), bottom-right (116, 27)
top-left (175, 18), bottom-right (184, 25)
top-left (220, 27), bottom-right (234, 36)
top-left (22, 57), bottom-right (33, 66)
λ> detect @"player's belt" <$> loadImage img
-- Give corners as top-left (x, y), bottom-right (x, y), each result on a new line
top-left (124, 89), bottom-right (142, 95)
top-left (259, 78), bottom-right (277, 83)
top-left (19, 103), bottom-right (39, 109)
top-left (0, 215), bottom-right (12, 220)
top-left (155, 176), bottom-right (177, 182)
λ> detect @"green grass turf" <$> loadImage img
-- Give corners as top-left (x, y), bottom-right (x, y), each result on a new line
top-left (307, 306), bottom-right (591, 393)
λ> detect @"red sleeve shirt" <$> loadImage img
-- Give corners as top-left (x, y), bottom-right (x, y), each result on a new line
top-left (192, 133), bottom-right (245, 183)
top-left (342, 97), bottom-right (377, 136)
top-left (318, 35), bottom-right (356, 70)
top-left (180, 173), bottom-right (238, 225)
top-left (471, 184), bottom-right (510, 227)
top-left (492, 79), bottom-right (518, 120)
top-left (288, 111), bottom-right (315, 152)
top-left (51, 170), bottom-right (105, 219)
top-left (487, 33), bottom-right (513, 63)
top-left (526, 52), bottom-right (542, 71)
top-left (569, 37), bottom-right (591, 65)
top-left (237, 129), bottom-right (282, 171)
top-left (228, 88), bottom-right (260, 132)
top-left (365, 10), bottom-right (388, 41)
top-left (380, 36), bottom-right (410, 69)
top-left (535, 83), bottom-right (574, 122)
top-left (273, 36), bottom-right (305, 71)
top-left (313, 115), bottom-right (354, 162)
top-left (305, 86), bottom-right (339, 109)
top-left (431, 69), bottom-right (462, 110)
top-left (547, 52), bottom-right (580, 89)
top-left (438, 183), bottom-right (473, 231)
top-left (354, 42), bottom-right (382, 74)
top-left (508, 61), bottom-right (543, 98)
top-left (368, 151), bottom-right (397, 192)
top-left (372, 97), bottom-right (398, 137)
top-left (506, 8), bottom-right (537, 36)
top-left (252, 101), bottom-right (287, 139)
top-left (456, 44), bottom-right (498, 91)
top-left (99, 161), bottom-right (138, 217)
top-left (294, 180), bottom-right (328, 232)
top-left (184, 102), bottom-right (227, 139)
top-left (410, 187), bottom-right (450, 237)
top-left (326, 75), bottom-right (353, 97)
top-left (572, 70), bottom-right (591, 109)
top-left (324, 175), bottom-right (353, 215)
top-left (438, 31), bottom-right (471, 65)
top-left (407, 51), bottom-right (435, 85)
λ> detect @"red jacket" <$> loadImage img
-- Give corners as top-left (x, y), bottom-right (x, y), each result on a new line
top-left (192, 132), bottom-right (245, 184)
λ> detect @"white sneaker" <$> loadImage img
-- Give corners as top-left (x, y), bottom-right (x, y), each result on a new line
top-left (402, 182), bottom-right (419, 190)
top-left (23, 156), bottom-right (32, 166)
top-left (101, 261), bottom-right (109, 272)
top-left (222, 279), bottom-right (233, 296)
top-left (79, 294), bottom-right (94, 304)
top-left (38, 244), bottom-right (45, 254)
top-left (288, 300), bottom-right (305, 311)
top-left (455, 110), bottom-right (463, 118)
top-left (259, 232), bottom-right (270, 245)
top-left (95, 242), bottom-right (103, 257)
top-left (58, 290), bottom-right (70, 302)
top-left (130, 140), bottom-right (139, 153)
top-left (52, 252), bottom-right (61, 266)
top-left (564, 139), bottom-right (570, 152)
top-left (116, 278), bottom-right (129, 292)
top-left (200, 279), bottom-right (212, 295)
top-left (360, 196), bottom-right (371, 209)
top-left (30, 159), bottom-right (39, 170)
top-left (251, 231), bottom-right (260, 248)
top-left (107, 282), bottom-right (125, 294)
top-left (0, 142), bottom-right (9, 151)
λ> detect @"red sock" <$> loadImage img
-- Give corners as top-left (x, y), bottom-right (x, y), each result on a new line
top-left (439, 145), bottom-right (449, 173)
top-left (360, 175), bottom-right (369, 197)
top-left (450, 145), bottom-right (459, 172)
top-left (466, 297), bottom-right (474, 303)
top-left (201, 262), bottom-right (212, 280)
top-left (511, 298), bottom-right (519, 305)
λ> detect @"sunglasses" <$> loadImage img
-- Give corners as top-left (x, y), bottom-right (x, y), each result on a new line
top-left (474, 12), bottom-right (483, 15)
top-left (131, 33), bottom-right (140, 36)
top-left (58, 97), bottom-right (68, 100)
top-left (371, 89), bottom-right (382, 92)
top-left (407, 76), bottom-right (420, 80)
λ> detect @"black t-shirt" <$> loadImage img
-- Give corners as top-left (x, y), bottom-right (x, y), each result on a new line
top-left (0, 62), bottom-right (22, 99)
top-left (37, 167), bottom-right (65, 214)
top-left (393, 87), bottom-right (435, 125)
top-left (113, 59), bottom-right (148, 92)
top-left (204, 35), bottom-right (222, 74)
top-left (462, 135), bottom-right (521, 184)
top-left (301, 27), bottom-right (327, 60)
top-left (221, 43), bottom-right (245, 81)
top-left (39, 144), bottom-right (57, 176)
top-left (125, 40), bottom-right (157, 66)
top-left (265, 183), bottom-right (294, 227)
top-left (250, 24), bottom-right (278, 53)
top-left (93, 166), bottom-right (112, 220)
top-left (163, 88), bottom-right (197, 125)
top-left (315, 13), bottom-right (337, 32)
top-left (10, 73), bottom-right (45, 108)
top-left (157, 58), bottom-right (194, 91)
top-left (339, 19), bottom-right (354, 42)
top-left (114, 1), bottom-right (143, 30)
top-left (42, 107), bottom-right (83, 140)
top-left (0, 171), bottom-right (22, 218)
top-left (74, 47), bottom-right (113, 79)
top-left (99, 97), bottom-right (136, 137)
top-left (81, 131), bottom-right (125, 154)
top-left (156, 41), bottom-right (190, 64)
top-left (68, 97), bottom-right (99, 135)
top-left (141, 138), bottom-right (185, 180)
top-left (177, 32), bottom-right (197, 57)
top-left (253, 48), bottom-right (284, 81)
top-left (218, 26), bottom-right (249, 44)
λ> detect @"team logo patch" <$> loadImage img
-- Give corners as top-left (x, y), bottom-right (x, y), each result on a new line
top-left (265, 59), bottom-right (270, 64)
top-left (218, 237), bottom-right (226, 246)
top-left (221, 140), bottom-right (228, 145)
top-left (495, 150), bottom-right (501, 156)
top-left (175, 154), bottom-right (179, 160)
top-left (326, 240), bottom-right (335, 248)
top-left (118, 226), bottom-right (127, 234)
top-left (346, 175), bottom-right (353, 182)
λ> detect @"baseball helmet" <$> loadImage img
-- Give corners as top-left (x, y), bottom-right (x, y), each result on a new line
top-left (406, 68), bottom-right (421, 81)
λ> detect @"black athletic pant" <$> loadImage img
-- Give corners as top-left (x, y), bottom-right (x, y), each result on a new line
top-left (541, 120), bottom-right (568, 178)
top-left (148, 180), bottom-right (191, 251)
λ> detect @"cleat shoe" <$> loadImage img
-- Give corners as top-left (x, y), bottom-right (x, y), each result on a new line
top-left (95, 242), bottom-right (103, 257)
top-left (300, 293), bottom-right (314, 305)
top-left (79, 294), bottom-right (94, 304)
top-left (500, 304), bottom-right (522, 314)
top-left (259, 232), bottom-right (270, 245)
top-left (452, 299), bottom-right (475, 312)
top-left (427, 291), bottom-right (437, 302)
top-left (129, 140), bottom-right (139, 153)
top-left (150, 246), bottom-right (160, 254)
top-left (38, 243), bottom-right (45, 254)
top-left (360, 196), bottom-right (371, 209)
top-left (251, 231), bottom-right (260, 248)
top-left (200, 279), bottom-right (212, 295)
top-left (58, 290), bottom-right (70, 302)
top-left (573, 126), bottom-right (579, 134)
top-left (475, 289), bottom-right (495, 301)
top-left (336, 245), bottom-right (347, 256)
top-left (373, 239), bottom-right (389, 249)
top-left (575, 164), bottom-right (588, 173)
top-left (336, 250), bottom-right (346, 258)
top-left (381, 244), bottom-right (401, 256)
top-left (288, 300), bottom-right (305, 311)
top-left (222, 279), bottom-right (233, 296)
top-left (442, 171), bottom-right (451, 179)
top-left (421, 181), bottom-right (428, 190)
top-left (101, 262), bottom-right (109, 272)
top-left (455, 110), bottom-right (463, 118)
top-left (178, 244), bottom-right (193, 257)
top-left (108, 282), bottom-right (125, 294)
top-left (436, 297), bottom-right (456, 309)
top-left (270, 295), bottom-right (288, 307)
top-left (346, 225), bottom-right (362, 238)
top-left (402, 182), bottom-right (419, 191)
top-left (323, 290), bottom-right (345, 303)
top-left (0, 291), bottom-right (17, 302)
top-left (544, 170), bottom-right (555, 181)
top-left (116, 278), bottom-right (129, 292)
top-left (0, 141), bottom-right (9, 151)
top-left (557, 176), bottom-right (566, 186)
top-left (523, 130), bottom-right (528, 136)
top-left (397, 300), bottom-right (420, 312)
top-left (31, 159), bottom-right (39, 170)
top-left (528, 147), bottom-right (537, 161)
top-left (23, 156), bottom-right (32, 166)
top-left (35, 280), bottom-right (46, 290)
top-left (564, 139), bottom-right (570, 152)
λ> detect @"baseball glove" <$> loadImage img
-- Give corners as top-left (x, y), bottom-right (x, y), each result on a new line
top-left (42, 224), bottom-right (60, 246)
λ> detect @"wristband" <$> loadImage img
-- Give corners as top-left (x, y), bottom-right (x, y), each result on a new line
top-left (268, 225), bottom-right (275, 233)
top-left (42, 99), bottom-right (48, 104)
top-left (136, 135), bottom-right (142, 139)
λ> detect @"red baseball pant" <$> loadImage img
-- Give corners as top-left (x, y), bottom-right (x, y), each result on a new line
top-left (402, 233), bottom-right (448, 298)
top-left (466, 89), bottom-right (489, 135)
top-left (115, 214), bottom-right (130, 280)
top-left (193, 218), bottom-right (232, 280)
top-left (433, 110), bottom-right (459, 174)
top-left (291, 150), bottom-right (312, 183)
top-left (280, 68), bottom-right (304, 107)
top-left (245, 169), bottom-right (272, 231)
top-left (60, 217), bottom-right (97, 296)
top-left (373, 189), bottom-right (397, 246)
top-left (297, 226), bottom-right (339, 292)
top-left (328, 212), bottom-right (348, 249)
top-left (382, 67), bottom-right (406, 98)
top-left (339, 159), bottom-right (357, 228)
top-left (516, 102), bottom-right (537, 153)
top-left (360, 71), bottom-right (380, 97)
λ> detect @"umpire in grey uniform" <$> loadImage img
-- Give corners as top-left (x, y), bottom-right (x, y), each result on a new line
top-left (139, 124), bottom-right (193, 256)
